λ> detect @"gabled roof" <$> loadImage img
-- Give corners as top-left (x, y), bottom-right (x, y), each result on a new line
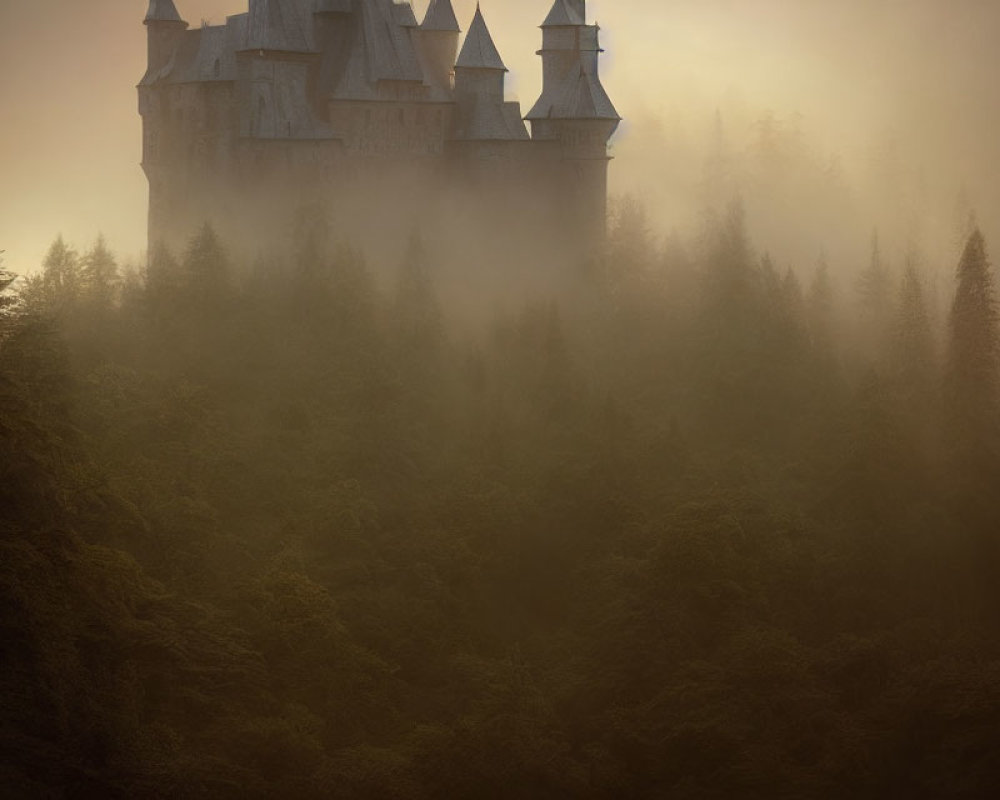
top-left (421, 0), bottom-right (459, 32)
top-left (542, 0), bottom-right (585, 27)
top-left (246, 0), bottom-right (312, 52)
top-left (145, 0), bottom-right (184, 24)
top-left (455, 5), bottom-right (506, 71)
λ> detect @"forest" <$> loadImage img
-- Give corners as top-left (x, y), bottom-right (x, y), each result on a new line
top-left (2, 200), bottom-right (1000, 798)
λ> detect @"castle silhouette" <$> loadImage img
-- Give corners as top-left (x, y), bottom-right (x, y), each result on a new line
top-left (139, 0), bottom-right (619, 258)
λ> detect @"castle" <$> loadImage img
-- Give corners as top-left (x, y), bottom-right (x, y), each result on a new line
top-left (139, 0), bottom-right (619, 259)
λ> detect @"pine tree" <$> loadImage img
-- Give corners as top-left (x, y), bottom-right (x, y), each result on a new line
top-left (945, 227), bottom-right (999, 450)
top-left (857, 229), bottom-right (892, 358)
top-left (891, 257), bottom-right (933, 392)
top-left (808, 253), bottom-right (835, 353)
top-left (81, 234), bottom-right (118, 311)
top-left (182, 223), bottom-right (230, 306)
top-left (25, 236), bottom-right (80, 314)
top-left (145, 241), bottom-right (180, 314)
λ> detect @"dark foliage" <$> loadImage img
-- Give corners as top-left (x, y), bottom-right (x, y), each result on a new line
top-left (2, 219), bottom-right (1000, 797)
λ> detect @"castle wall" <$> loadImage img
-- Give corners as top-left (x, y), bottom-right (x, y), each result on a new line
top-left (140, 0), bottom-right (618, 269)
top-left (328, 99), bottom-right (452, 157)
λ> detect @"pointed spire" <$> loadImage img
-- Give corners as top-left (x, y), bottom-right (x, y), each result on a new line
top-left (542, 0), bottom-right (586, 27)
top-left (421, 0), bottom-right (460, 32)
top-left (144, 0), bottom-right (183, 24)
top-left (456, 5), bottom-right (506, 71)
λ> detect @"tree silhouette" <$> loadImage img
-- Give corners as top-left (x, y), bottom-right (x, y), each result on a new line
top-left (945, 227), bottom-right (999, 451)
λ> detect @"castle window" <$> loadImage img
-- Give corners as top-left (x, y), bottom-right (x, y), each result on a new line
top-left (396, 108), bottom-right (404, 126)
top-left (214, 58), bottom-right (221, 78)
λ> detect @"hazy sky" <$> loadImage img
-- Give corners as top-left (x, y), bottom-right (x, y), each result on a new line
top-left (1, 0), bottom-right (999, 272)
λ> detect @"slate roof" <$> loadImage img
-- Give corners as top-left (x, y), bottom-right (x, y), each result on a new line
top-left (457, 96), bottom-right (529, 141)
top-left (421, 0), bottom-right (460, 32)
top-left (526, 62), bottom-right (619, 121)
top-left (455, 5), bottom-right (506, 71)
top-left (332, 0), bottom-right (425, 98)
top-left (246, 0), bottom-right (313, 52)
top-left (140, 21), bottom-right (241, 86)
top-left (145, 0), bottom-right (184, 24)
top-left (392, 2), bottom-right (418, 28)
top-left (542, 0), bottom-right (585, 27)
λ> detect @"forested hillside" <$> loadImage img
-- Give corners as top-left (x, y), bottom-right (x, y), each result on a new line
top-left (2, 208), bottom-right (1000, 798)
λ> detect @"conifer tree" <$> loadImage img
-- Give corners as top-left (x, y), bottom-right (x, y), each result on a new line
top-left (182, 222), bottom-right (230, 306)
top-left (891, 257), bottom-right (933, 391)
top-left (808, 253), bottom-right (835, 353)
top-left (81, 234), bottom-right (118, 311)
top-left (144, 241), bottom-right (180, 312)
top-left (26, 236), bottom-right (80, 313)
top-left (945, 227), bottom-right (999, 450)
top-left (606, 194), bottom-right (655, 287)
top-left (857, 229), bottom-right (892, 357)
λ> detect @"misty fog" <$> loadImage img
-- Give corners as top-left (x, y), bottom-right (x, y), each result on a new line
top-left (3, 1), bottom-right (1000, 798)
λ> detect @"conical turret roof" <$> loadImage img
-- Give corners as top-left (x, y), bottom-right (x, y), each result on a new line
top-left (526, 65), bottom-right (619, 121)
top-left (421, 0), bottom-right (460, 32)
top-left (542, 0), bottom-right (585, 27)
top-left (145, 0), bottom-right (183, 24)
top-left (456, 5), bottom-right (505, 71)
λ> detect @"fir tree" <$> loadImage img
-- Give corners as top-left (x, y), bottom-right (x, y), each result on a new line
top-left (857, 229), bottom-right (892, 357)
top-left (945, 227), bottom-right (999, 450)
top-left (182, 222), bottom-right (230, 306)
top-left (26, 235), bottom-right (80, 313)
top-left (891, 257), bottom-right (933, 392)
top-left (808, 252), bottom-right (835, 353)
top-left (81, 234), bottom-right (118, 310)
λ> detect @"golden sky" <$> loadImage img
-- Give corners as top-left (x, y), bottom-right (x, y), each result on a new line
top-left (1, 1), bottom-right (998, 272)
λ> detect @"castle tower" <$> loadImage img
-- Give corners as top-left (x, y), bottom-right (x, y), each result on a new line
top-left (453, 5), bottom-right (527, 142)
top-left (144, 1), bottom-right (189, 75)
top-left (140, 1), bottom-right (190, 249)
top-left (414, 0), bottom-right (460, 92)
top-left (527, 0), bottom-right (620, 242)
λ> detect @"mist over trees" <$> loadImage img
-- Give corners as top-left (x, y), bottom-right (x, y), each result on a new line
top-left (3, 202), bottom-right (1000, 797)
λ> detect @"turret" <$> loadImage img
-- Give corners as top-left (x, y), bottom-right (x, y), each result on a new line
top-left (144, 1), bottom-right (188, 77)
top-left (413, 0), bottom-right (460, 91)
top-left (527, 0), bottom-right (619, 140)
top-left (452, 5), bottom-right (527, 141)
top-left (527, 0), bottom-right (620, 242)
top-left (455, 5), bottom-right (506, 103)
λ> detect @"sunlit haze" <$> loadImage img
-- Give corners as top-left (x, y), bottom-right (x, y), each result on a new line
top-left (1, 1), bottom-right (998, 273)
